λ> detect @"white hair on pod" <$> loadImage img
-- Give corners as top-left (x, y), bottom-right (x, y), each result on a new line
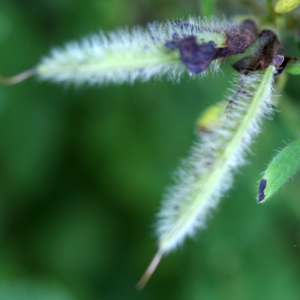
top-left (36, 17), bottom-right (236, 86)
top-left (157, 67), bottom-right (275, 252)
top-left (138, 65), bottom-right (276, 288)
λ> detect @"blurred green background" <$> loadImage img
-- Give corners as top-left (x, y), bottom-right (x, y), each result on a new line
top-left (1, 0), bottom-right (300, 299)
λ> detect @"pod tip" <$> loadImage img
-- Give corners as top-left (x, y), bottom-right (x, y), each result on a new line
top-left (136, 250), bottom-right (164, 290)
top-left (0, 67), bottom-right (36, 85)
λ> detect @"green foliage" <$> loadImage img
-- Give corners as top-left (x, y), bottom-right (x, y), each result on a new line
top-left (0, 280), bottom-right (75, 300)
top-left (200, 0), bottom-right (217, 17)
top-left (1, 0), bottom-right (300, 299)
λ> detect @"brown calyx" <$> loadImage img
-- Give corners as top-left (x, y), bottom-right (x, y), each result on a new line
top-left (225, 19), bottom-right (258, 55)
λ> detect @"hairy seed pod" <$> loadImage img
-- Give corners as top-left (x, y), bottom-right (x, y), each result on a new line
top-left (138, 65), bottom-right (276, 288)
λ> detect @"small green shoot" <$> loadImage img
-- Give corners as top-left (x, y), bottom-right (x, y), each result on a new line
top-left (274, 0), bottom-right (300, 14)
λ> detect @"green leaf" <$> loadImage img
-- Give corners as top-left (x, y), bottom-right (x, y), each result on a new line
top-left (258, 140), bottom-right (300, 202)
top-left (274, 0), bottom-right (300, 14)
top-left (286, 62), bottom-right (300, 75)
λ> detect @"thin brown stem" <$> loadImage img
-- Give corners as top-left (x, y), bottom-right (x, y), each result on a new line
top-left (0, 68), bottom-right (37, 85)
top-left (136, 250), bottom-right (164, 290)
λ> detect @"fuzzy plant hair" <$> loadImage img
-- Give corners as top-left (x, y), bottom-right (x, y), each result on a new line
top-left (137, 65), bottom-right (276, 288)
top-left (0, 16), bottom-right (288, 289)
top-left (0, 17), bottom-right (258, 86)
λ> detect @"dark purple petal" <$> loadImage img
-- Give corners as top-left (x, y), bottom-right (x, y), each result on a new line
top-left (178, 37), bottom-right (218, 73)
top-left (258, 179), bottom-right (267, 202)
